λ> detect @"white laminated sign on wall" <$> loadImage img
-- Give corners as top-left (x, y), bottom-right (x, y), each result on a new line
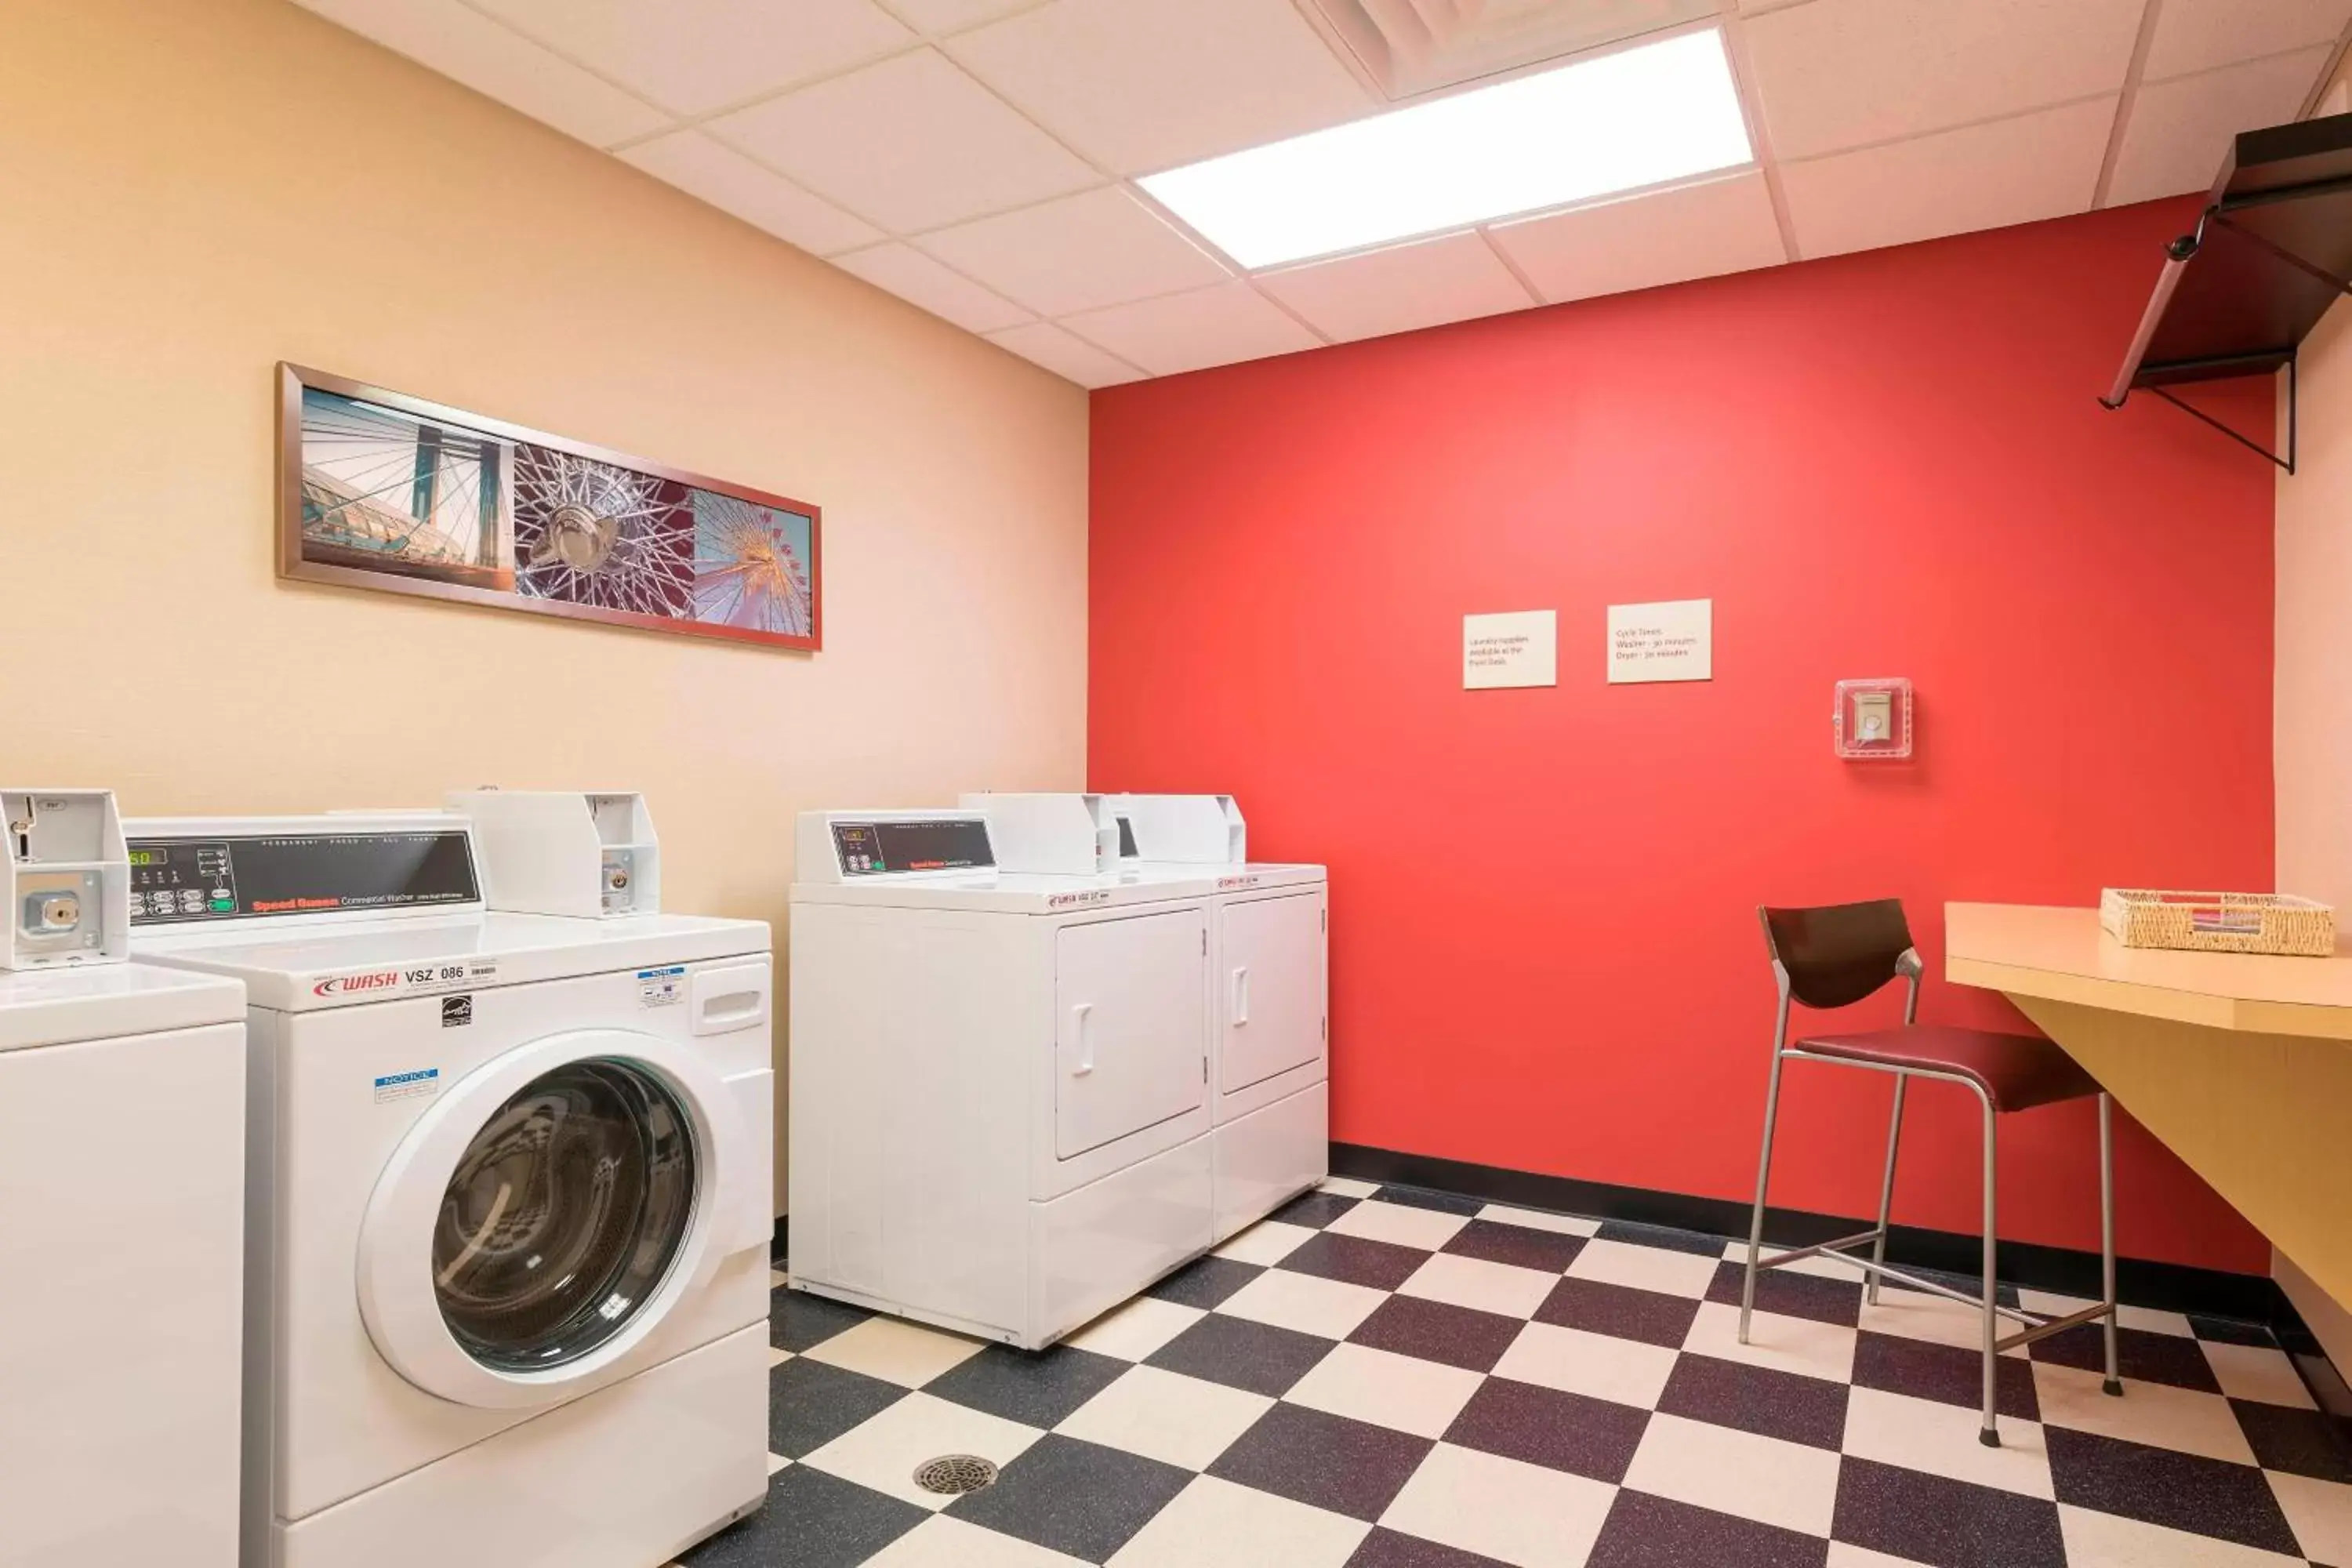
top-left (1607, 600), bottom-right (1711, 684)
top-left (1463, 610), bottom-right (1557, 690)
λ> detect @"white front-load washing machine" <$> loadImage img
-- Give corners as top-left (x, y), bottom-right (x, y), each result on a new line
top-left (125, 812), bottom-right (775, 1568)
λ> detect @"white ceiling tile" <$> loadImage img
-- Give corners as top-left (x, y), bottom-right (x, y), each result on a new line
top-left (468, 0), bottom-right (912, 116)
top-left (1744, 0), bottom-right (2143, 160)
top-left (1062, 282), bottom-right (1322, 376)
top-left (708, 49), bottom-right (1099, 234)
top-left (914, 188), bottom-right (1228, 316)
top-left (1489, 172), bottom-right (1788, 305)
top-left (832, 242), bottom-right (1034, 332)
top-left (2144, 0), bottom-right (2352, 81)
top-left (877, 0), bottom-right (1047, 35)
top-left (946, 0), bottom-right (1375, 175)
top-left (292, 0), bottom-right (666, 146)
top-left (2108, 47), bottom-right (2335, 206)
top-left (1254, 232), bottom-right (1534, 343)
top-left (985, 321), bottom-right (1145, 387)
top-left (1781, 96), bottom-right (2114, 259)
top-left (619, 131), bottom-right (884, 256)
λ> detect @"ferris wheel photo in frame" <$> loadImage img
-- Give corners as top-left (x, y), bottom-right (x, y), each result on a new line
top-left (278, 363), bottom-right (821, 652)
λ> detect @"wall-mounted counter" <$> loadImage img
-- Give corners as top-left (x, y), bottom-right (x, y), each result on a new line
top-left (1947, 902), bottom-right (2352, 1305)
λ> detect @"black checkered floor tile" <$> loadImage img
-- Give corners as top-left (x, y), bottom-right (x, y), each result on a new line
top-left (676, 1180), bottom-right (2352, 1568)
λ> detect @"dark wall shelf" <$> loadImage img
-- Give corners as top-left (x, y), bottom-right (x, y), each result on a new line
top-left (2103, 111), bottom-right (2352, 472)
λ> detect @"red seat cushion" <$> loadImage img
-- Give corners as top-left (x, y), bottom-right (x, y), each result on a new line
top-left (1793, 1025), bottom-right (2101, 1113)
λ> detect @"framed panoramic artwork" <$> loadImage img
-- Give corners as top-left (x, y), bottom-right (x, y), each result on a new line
top-left (278, 363), bottom-right (821, 652)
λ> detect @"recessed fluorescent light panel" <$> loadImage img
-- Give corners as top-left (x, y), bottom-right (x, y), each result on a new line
top-left (1140, 29), bottom-right (1753, 270)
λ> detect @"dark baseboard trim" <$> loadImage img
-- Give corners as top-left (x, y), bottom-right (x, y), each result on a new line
top-left (771, 1217), bottom-right (789, 1263)
top-left (1331, 1142), bottom-right (2288, 1324)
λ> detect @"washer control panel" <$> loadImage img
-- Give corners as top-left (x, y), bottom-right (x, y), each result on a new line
top-left (126, 831), bottom-right (480, 924)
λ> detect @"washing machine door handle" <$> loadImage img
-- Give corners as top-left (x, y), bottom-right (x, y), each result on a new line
top-left (354, 1027), bottom-right (746, 1410)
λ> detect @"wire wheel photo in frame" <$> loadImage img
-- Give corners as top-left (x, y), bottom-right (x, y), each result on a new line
top-left (510, 442), bottom-right (695, 618)
top-left (297, 389), bottom-right (514, 592)
top-left (691, 491), bottom-right (815, 638)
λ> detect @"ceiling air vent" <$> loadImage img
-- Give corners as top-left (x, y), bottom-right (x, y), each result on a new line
top-left (1297, 0), bottom-right (1722, 100)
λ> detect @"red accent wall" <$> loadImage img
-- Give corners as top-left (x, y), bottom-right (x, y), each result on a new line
top-left (1090, 200), bottom-right (2276, 1275)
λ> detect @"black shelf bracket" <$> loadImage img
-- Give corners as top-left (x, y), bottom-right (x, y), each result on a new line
top-left (2143, 354), bottom-right (2297, 474)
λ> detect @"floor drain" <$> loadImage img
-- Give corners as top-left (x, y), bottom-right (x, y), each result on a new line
top-left (913, 1454), bottom-right (1000, 1496)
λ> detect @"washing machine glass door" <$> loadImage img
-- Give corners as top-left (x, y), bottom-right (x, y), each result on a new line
top-left (358, 1028), bottom-right (742, 1409)
top-left (434, 1060), bottom-right (696, 1374)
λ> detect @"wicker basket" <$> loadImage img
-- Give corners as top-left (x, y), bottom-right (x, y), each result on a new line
top-left (2098, 889), bottom-right (2336, 956)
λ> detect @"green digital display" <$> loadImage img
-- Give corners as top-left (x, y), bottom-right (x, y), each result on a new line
top-left (129, 849), bottom-right (169, 866)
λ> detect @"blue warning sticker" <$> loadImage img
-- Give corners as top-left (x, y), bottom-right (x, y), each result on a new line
top-left (372, 1067), bottom-right (441, 1104)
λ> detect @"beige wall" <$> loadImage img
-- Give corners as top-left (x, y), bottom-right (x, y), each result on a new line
top-left (0, 0), bottom-right (1091, 1217)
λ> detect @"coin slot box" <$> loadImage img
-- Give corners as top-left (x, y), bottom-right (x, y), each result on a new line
top-left (445, 789), bottom-right (661, 918)
top-left (2, 787), bottom-right (130, 969)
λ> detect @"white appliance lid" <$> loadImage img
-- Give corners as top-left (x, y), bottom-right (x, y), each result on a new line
top-left (133, 910), bottom-right (769, 1012)
top-left (789, 868), bottom-right (1225, 912)
top-left (0, 962), bottom-right (246, 1053)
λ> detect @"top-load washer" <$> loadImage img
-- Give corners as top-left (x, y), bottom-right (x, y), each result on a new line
top-left (126, 811), bottom-right (774, 1568)
top-left (789, 808), bottom-right (1227, 1348)
top-left (2, 786), bottom-right (248, 1567)
top-left (967, 793), bottom-right (1329, 1240)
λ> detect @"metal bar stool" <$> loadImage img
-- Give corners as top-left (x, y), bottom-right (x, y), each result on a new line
top-left (1741, 898), bottom-right (2122, 1446)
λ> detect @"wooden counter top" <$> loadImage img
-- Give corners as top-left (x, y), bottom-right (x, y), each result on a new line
top-left (1946, 902), bottom-right (2352, 1041)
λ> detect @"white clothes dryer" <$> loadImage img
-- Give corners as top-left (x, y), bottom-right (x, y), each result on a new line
top-left (969, 793), bottom-right (1330, 1242)
top-left (126, 813), bottom-right (774, 1568)
top-left (789, 809), bottom-right (1229, 1348)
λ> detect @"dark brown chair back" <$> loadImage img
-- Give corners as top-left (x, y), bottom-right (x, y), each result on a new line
top-left (1759, 899), bottom-right (1914, 1009)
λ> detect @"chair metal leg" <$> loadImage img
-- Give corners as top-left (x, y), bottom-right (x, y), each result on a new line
top-left (2100, 1092), bottom-right (2122, 1397)
top-left (1867, 1072), bottom-right (1907, 1307)
top-left (1740, 1047), bottom-right (1789, 1345)
top-left (1979, 1094), bottom-right (2001, 1447)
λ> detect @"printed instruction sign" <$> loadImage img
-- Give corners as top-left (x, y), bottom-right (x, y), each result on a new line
top-left (1464, 610), bottom-right (1557, 690)
top-left (1608, 600), bottom-right (1712, 684)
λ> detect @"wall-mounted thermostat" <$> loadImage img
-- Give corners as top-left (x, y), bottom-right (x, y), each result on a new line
top-left (1835, 678), bottom-right (1913, 760)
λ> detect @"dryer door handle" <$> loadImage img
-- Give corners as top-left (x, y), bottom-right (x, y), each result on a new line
top-left (1231, 967), bottom-right (1250, 1025)
top-left (1071, 1003), bottom-right (1095, 1076)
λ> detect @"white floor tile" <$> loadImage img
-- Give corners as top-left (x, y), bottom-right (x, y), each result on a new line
top-left (1398, 1252), bottom-right (1558, 1319)
top-left (1056, 1364), bottom-right (1272, 1470)
top-left (1828, 1544), bottom-right (1932, 1567)
top-left (768, 1344), bottom-right (793, 1369)
top-left (2031, 1362), bottom-right (2255, 1465)
top-left (1479, 1203), bottom-right (1601, 1238)
top-left (1856, 1287), bottom-right (2027, 1357)
top-left (1622, 1412), bottom-right (1840, 1538)
top-left (1379, 1442), bottom-right (1617, 1568)
top-left (1063, 1295), bottom-right (1205, 1363)
top-left (2270, 1470), bottom-right (2352, 1565)
top-left (1328, 1200), bottom-right (1470, 1250)
top-left (1214, 1220), bottom-right (1316, 1267)
top-left (770, 1268), bottom-right (789, 1290)
top-left (1322, 1177), bottom-right (1381, 1199)
top-left (1565, 1238), bottom-right (1719, 1300)
top-left (1842, 1386), bottom-right (2054, 1499)
top-left (1284, 1341), bottom-right (1483, 1439)
top-left (1109, 1475), bottom-right (1369, 1568)
top-left (2018, 1289), bottom-right (2189, 1338)
top-left (767, 1451), bottom-right (789, 1475)
top-left (2201, 1341), bottom-right (2318, 1410)
top-left (1216, 1267), bottom-right (1387, 1339)
top-left (2057, 1502), bottom-right (2304, 1566)
top-left (1493, 1321), bottom-right (1677, 1411)
top-left (801, 1316), bottom-right (988, 1388)
top-left (867, 1514), bottom-right (1093, 1566)
top-left (802, 1392), bottom-right (1043, 1512)
top-left (1682, 1300), bottom-right (1858, 1385)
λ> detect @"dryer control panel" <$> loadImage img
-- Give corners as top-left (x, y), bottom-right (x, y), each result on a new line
top-left (829, 818), bottom-right (994, 877)
top-left (125, 829), bottom-right (480, 925)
